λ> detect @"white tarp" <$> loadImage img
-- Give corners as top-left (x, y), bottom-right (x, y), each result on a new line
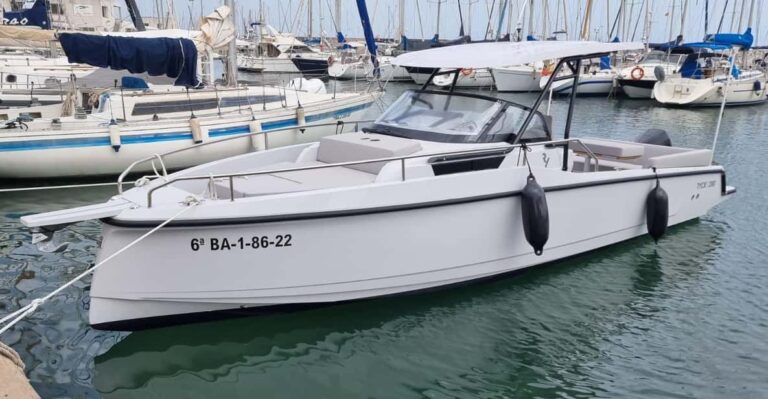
top-left (392, 41), bottom-right (645, 68)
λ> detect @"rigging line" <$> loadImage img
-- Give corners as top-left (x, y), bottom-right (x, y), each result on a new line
top-left (0, 202), bottom-right (199, 336)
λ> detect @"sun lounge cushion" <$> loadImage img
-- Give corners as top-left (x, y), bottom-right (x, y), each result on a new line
top-left (317, 133), bottom-right (422, 174)
top-left (576, 138), bottom-right (644, 159)
top-left (645, 149), bottom-right (713, 168)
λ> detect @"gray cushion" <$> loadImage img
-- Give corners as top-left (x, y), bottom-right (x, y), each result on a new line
top-left (576, 138), bottom-right (644, 159)
top-left (317, 133), bottom-right (422, 174)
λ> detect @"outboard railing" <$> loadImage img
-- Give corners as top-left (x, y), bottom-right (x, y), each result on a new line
top-left (116, 118), bottom-right (376, 193)
top-left (144, 138), bottom-right (600, 208)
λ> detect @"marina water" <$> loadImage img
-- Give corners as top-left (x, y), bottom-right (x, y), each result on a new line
top-left (1, 80), bottom-right (766, 398)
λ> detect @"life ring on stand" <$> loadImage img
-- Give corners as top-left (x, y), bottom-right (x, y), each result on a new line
top-left (541, 64), bottom-right (555, 77)
top-left (461, 68), bottom-right (474, 76)
top-left (630, 66), bottom-right (645, 80)
top-left (327, 55), bottom-right (335, 65)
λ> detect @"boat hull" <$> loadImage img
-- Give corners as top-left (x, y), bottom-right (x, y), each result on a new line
top-left (653, 74), bottom-right (768, 106)
top-left (491, 67), bottom-right (542, 92)
top-left (617, 79), bottom-right (656, 98)
top-left (0, 95), bottom-right (376, 178)
top-left (291, 57), bottom-right (329, 77)
top-left (89, 167), bottom-right (730, 330)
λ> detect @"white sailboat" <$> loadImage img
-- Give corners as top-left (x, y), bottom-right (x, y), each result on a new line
top-left (432, 68), bottom-right (495, 88)
top-left (653, 42), bottom-right (767, 106)
top-left (18, 41), bottom-right (734, 330)
top-left (491, 63), bottom-right (545, 92)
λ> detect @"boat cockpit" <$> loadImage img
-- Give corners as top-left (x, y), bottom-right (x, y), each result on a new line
top-left (362, 90), bottom-right (551, 144)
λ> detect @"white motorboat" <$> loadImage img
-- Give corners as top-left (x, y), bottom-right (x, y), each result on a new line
top-left (491, 63), bottom-right (545, 92)
top-left (236, 25), bottom-right (324, 74)
top-left (432, 68), bottom-right (495, 88)
top-left (616, 50), bottom-right (685, 98)
top-left (19, 41), bottom-right (734, 330)
top-left (653, 43), bottom-right (767, 107)
top-left (540, 60), bottom-right (618, 96)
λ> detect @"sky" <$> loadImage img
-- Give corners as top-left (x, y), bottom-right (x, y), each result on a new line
top-left (133, 0), bottom-right (768, 46)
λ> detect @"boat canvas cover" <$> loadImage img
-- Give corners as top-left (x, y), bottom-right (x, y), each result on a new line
top-left (392, 41), bottom-right (644, 68)
top-left (1, 0), bottom-right (49, 29)
top-left (58, 33), bottom-right (199, 87)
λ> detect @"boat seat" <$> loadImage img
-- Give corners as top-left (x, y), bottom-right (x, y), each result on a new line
top-left (317, 132), bottom-right (422, 174)
top-left (644, 149), bottom-right (713, 168)
top-left (211, 161), bottom-right (376, 198)
top-left (571, 138), bottom-right (645, 159)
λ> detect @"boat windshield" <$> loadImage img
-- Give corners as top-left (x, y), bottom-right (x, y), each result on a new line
top-left (641, 51), bottom-right (684, 64)
top-left (368, 90), bottom-right (550, 143)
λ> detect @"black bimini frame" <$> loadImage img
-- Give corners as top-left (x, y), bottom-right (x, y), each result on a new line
top-left (419, 52), bottom-right (615, 171)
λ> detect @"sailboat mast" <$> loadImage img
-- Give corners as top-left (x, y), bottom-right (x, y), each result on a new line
top-left (527, 0), bottom-right (534, 38)
top-left (680, 0), bottom-right (688, 38)
top-left (397, 0), bottom-right (405, 40)
top-left (336, 0), bottom-right (342, 36)
top-left (436, 0), bottom-right (442, 39)
top-left (308, 0), bottom-right (313, 38)
top-left (581, 0), bottom-right (593, 40)
top-left (226, 0), bottom-right (237, 87)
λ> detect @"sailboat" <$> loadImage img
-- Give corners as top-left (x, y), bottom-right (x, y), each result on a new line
top-left (0, 6), bottom-right (379, 178)
top-left (653, 30), bottom-right (767, 106)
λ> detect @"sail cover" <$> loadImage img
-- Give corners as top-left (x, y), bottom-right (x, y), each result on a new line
top-left (59, 33), bottom-right (199, 87)
top-left (1, 0), bottom-right (50, 29)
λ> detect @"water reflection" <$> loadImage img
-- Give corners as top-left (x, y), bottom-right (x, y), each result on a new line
top-left (93, 221), bottom-right (724, 398)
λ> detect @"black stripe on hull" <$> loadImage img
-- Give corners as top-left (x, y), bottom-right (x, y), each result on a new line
top-left (104, 169), bottom-right (728, 228)
top-left (617, 79), bottom-right (656, 89)
top-left (291, 58), bottom-right (329, 77)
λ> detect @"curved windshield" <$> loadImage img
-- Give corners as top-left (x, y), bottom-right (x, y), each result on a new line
top-left (369, 90), bottom-right (550, 143)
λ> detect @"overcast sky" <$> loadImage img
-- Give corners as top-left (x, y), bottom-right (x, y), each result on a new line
top-left (135, 0), bottom-right (767, 45)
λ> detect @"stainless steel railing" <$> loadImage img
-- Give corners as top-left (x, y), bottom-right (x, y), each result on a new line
top-left (116, 118), bottom-right (375, 193)
top-left (144, 138), bottom-right (600, 207)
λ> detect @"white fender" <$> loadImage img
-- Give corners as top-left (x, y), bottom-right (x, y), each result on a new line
top-left (108, 121), bottom-right (121, 152)
top-left (249, 120), bottom-right (265, 151)
top-left (296, 106), bottom-right (306, 126)
top-left (189, 116), bottom-right (204, 144)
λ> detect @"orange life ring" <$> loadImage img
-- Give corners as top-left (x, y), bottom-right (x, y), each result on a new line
top-left (461, 68), bottom-right (474, 76)
top-left (327, 55), bottom-right (335, 65)
top-left (541, 64), bottom-right (555, 76)
top-left (630, 66), bottom-right (644, 80)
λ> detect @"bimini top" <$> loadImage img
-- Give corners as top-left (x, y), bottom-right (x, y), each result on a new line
top-left (392, 41), bottom-right (644, 68)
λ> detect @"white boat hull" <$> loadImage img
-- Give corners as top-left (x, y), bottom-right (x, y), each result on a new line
top-left (433, 69), bottom-right (495, 88)
top-left (88, 164), bottom-right (730, 330)
top-left (545, 72), bottom-right (617, 95)
top-left (491, 66), bottom-right (542, 92)
top-left (237, 56), bottom-right (300, 74)
top-left (0, 94), bottom-right (376, 178)
top-left (328, 61), bottom-right (368, 80)
top-left (653, 73), bottom-right (768, 106)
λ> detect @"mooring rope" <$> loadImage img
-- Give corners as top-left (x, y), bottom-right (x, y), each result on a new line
top-left (0, 181), bottom-right (136, 193)
top-left (0, 200), bottom-right (199, 336)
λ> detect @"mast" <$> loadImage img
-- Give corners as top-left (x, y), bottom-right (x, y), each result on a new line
top-left (496, 0), bottom-right (508, 40)
top-left (680, 0), bottom-right (688, 37)
top-left (527, 0), bottom-right (534, 38)
top-left (580, 0), bottom-right (593, 40)
top-left (436, 0), bottom-right (441, 40)
top-left (468, 0), bottom-right (473, 38)
top-left (336, 0), bottom-right (343, 36)
top-left (226, 0), bottom-right (237, 87)
top-left (705, 0), bottom-right (709, 34)
top-left (124, 0), bottom-right (146, 31)
top-left (397, 0), bottom-right (405, 40)
top-left (307, 0), bottom-right (313, 38)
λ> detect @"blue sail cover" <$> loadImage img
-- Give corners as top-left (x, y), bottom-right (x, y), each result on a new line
top-left (2, 0), bottom-right (49, 29)
top-left (355, 0), bottom-right (379, 78)
top-left (59, 33), bottom-right (199, 87)
top-left (706, 28), bottom-right (753, 49)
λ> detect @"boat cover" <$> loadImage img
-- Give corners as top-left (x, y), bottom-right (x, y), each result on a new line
top-left (1, 0), bottom-right (49, 29)
top-left (58, 33), bottom-right (199, 87)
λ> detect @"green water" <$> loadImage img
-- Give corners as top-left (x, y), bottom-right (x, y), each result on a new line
top-left (1, 81), bottom-right (767, 398)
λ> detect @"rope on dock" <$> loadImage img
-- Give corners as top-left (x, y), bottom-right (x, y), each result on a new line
top-left (0, 181), bottom-right (136, 193)
top-left (0, 199), bottom-right (199, 336)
